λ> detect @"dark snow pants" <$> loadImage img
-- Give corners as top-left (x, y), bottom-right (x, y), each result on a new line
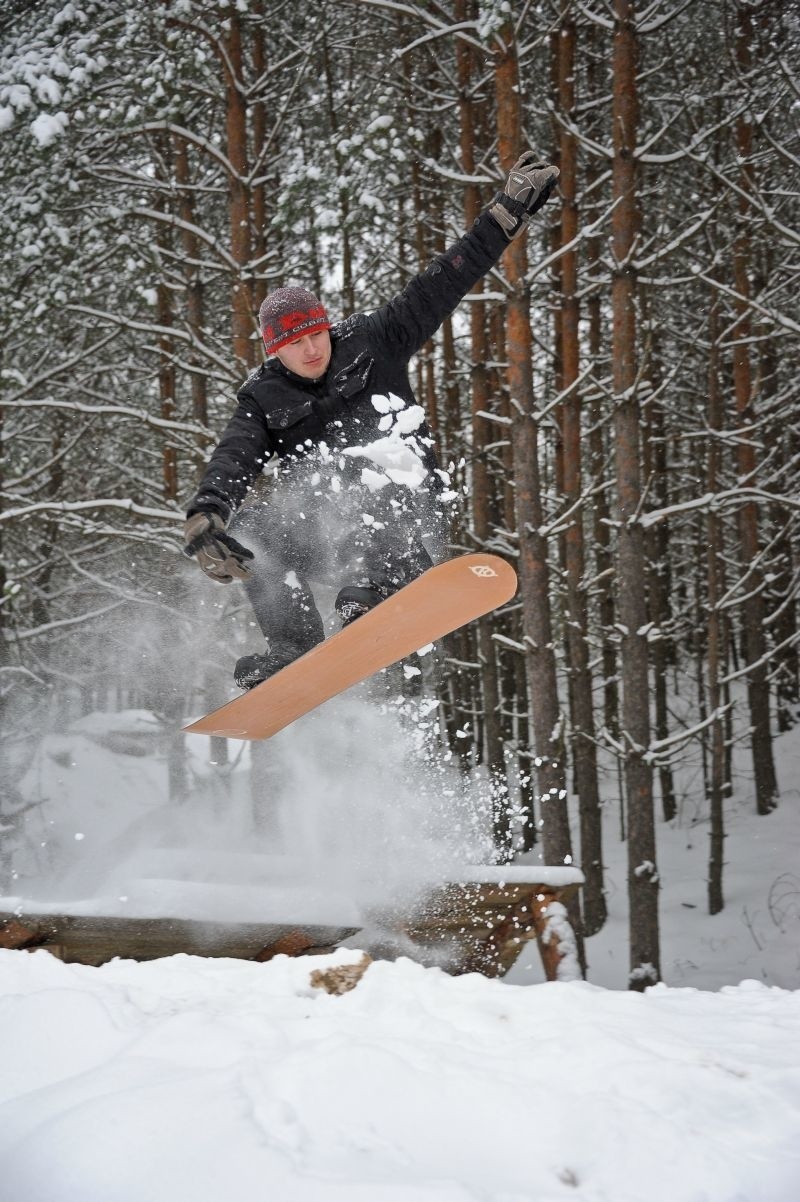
top-left (228, 479), bottom-right (442, 659)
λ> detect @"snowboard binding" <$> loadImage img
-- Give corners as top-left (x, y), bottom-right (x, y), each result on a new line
top-left (334, 583), bottom-right (390, 627)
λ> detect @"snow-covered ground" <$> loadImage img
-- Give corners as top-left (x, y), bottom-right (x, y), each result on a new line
top-left (4, 697), bottom-right (800, 991)
top-left (1, 947), bottom-right (799, 1202)
top-left (2, 698), bottom-right (800, 1199)
top-left (508, 769), bottom-right (800, 991)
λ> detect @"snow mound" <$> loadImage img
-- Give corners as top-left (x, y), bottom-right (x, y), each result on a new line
top-left (30, 110), bottom-right (69, 146)
top-left (0, 949), bottom-right (798, 1202)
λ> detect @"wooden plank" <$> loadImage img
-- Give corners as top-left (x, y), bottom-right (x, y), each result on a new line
top-left (1, 912), bottom-right (359, 967)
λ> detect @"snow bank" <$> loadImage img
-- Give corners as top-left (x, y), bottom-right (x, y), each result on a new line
top-left (0, 948), bottom-right (798, 1202)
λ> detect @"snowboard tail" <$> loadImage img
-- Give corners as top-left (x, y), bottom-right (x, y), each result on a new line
top-left (183, 553), bottom-right (517, 741)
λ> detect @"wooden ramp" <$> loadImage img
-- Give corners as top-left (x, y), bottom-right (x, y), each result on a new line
top-left (397, 876), bottom-right (583, 980)
top-left (1, 869), bottom-right (583, 980)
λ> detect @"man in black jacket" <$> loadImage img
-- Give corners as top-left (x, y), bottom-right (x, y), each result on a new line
top-left (184, 153), bottom-right (559, 689)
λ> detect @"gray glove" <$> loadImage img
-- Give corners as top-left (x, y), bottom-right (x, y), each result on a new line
top-left (183, 509), bottom-right (254, 583)
top-left (489, 153), bottom-right (560, 240)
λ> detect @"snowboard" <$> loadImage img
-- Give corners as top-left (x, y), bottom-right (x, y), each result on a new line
top-left (183, 552), bottom-right (517, 742)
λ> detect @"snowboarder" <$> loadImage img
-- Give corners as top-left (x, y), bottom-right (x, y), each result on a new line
top-left (183, 153), bottom-right (559, 689)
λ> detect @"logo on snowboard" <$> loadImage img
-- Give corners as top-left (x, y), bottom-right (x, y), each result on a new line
top-left (469, 565), bottom-right (498, 578)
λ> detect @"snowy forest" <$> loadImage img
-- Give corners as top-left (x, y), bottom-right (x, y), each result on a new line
top-left (1, 0), bottom-right (799, 997)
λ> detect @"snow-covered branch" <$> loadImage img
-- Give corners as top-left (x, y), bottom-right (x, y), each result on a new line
top-left (2, 399), bottom-right (211, 440)
top-left (0, 499), bottom-right (181, 526)
top-left (639, 489), bottom-right (800, 528)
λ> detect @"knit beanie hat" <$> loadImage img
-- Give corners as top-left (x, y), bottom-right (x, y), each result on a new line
top-left (259, 286), bottom-right (331, 354)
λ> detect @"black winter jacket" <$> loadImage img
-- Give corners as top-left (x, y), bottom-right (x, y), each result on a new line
top-left (189, 209), bottom-right (509, 522)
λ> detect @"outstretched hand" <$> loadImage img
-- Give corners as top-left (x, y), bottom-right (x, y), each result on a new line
top-left (183, 510), bottom-right (254, 583)
top-left (490, 153), bottom-right (560, 240)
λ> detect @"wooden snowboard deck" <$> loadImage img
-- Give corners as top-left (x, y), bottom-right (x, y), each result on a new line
top-left (184, 552), bottom-right (517, 741)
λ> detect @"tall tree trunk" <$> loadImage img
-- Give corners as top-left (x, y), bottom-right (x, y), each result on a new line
top-left (156, 262), bottom-right (177, 502)
top-left (224, 11), bottom-right (255, 371)
top-left (323, 33), bottom-right (354, 315)
top-left (251, 7), bottom-right (268, 286)
top-left (707, 293), bottom-right (726, 915)
top-left (759, 323), bottom-right (799, 731)
top-left (0, 376), bottom-right (10, 802)
top-left (426, 125), bottom-right (460, 465)
top-left (0, 397), bottom-right (5, 658)
top-left (639, 297), bottom-right (675, 821)
top-left (470, 398), bottom-right (508, 852)
top-left (495, 21), bottom-right (576, 883)
top-left (439, 311), bottom-right (460, 467)
top-left (732, 4), bottom-right (778, 813)
top-left (557, 0), bottom-right (605, 933)
top-left (611, 0), bottom-right (660, 989)
top-left (173, 133), bottom-right (209, 442)
top-left (153, 158), bottom-right (177, 503)
top-left (515, 653), bottom-right (537, 851)
top-left (435, 19), bottom-right (479, 771)
top-left (584, 32), bottom-right (619, 748)
top-left (457, 4), bottom-right (509, 855)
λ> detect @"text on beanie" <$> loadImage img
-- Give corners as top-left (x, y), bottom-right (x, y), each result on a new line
top-left (259, 286), bottom-right (331, 353)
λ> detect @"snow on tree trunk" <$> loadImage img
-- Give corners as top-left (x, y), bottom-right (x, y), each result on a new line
top-left (538, 898), bottom-right (582, 983)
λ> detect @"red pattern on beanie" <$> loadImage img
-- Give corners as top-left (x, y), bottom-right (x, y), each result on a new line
top-left (259, 286), bottom-right (331, 354)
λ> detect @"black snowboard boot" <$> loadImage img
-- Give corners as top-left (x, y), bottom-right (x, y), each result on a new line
top-left (233, 641), bottom-right (307, 691)
top-left (334, 584), bottom-right (391, 628)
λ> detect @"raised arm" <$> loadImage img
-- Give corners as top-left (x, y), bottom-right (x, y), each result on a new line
top-left (367, 155), bottom-right (559, 362)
